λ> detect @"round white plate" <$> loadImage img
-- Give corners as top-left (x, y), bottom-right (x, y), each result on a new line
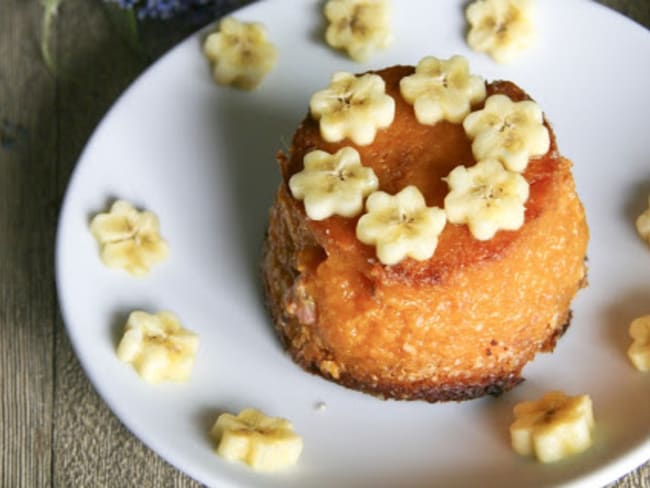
top-left (56, 1), bottom-right (650, 486)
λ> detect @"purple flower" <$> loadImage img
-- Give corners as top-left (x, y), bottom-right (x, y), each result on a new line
top-left (105, 0), bottom-right (250, 22)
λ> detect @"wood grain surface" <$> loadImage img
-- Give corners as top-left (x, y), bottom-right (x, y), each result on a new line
top-left (0, 1), bottom-right (648, 486)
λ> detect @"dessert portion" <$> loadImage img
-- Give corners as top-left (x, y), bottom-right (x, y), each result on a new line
top-left (510, 391), bottom-right (595, 463)
top-left (263, 57), bottom-right (588, 402)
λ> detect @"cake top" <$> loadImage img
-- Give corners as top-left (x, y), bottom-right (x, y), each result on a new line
top-left (282, 56), bottom-right (560, 273)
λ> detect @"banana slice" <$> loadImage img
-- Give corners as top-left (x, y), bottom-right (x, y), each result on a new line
top-left (466, 0), bottom-right (536, 63)
top-left (289, 147), bottom-right (379, 220)
top-left (310, 71), bottom-right (395, 146)
top-left (510, 391), bottom-right (595, 463)
top-left (356, 185), bottom-right (447, 265)
top-left (628, 315), bottom-right (650, 372)
top-left (636, 196), bottom-right (650, 246)
top-left (90, 200), bottom-right (168, 276)
top-left (399, 55), bottom-right (486, 125)
top-left (463, 94), bottom-right (550, 173)
top-left (203, 17), bottom-right (277, 90)
top-left (324, 0), bottom-right (392, 62)
top-left (116, 311), bottom-right (199, 384)
top-left (211, 408), bottom-right (303, 471)
top-left (444, 159), bottom-right (529, 241)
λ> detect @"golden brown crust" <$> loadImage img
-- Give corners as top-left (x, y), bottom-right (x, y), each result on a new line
top-left (262, 65), bottom-right (589, 402)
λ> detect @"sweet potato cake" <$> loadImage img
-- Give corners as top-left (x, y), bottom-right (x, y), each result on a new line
top-left (262, 64), bottom-right (588, 402)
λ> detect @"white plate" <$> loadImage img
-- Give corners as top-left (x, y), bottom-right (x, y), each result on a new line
top-left (56, 0), bottom-right (650, 486)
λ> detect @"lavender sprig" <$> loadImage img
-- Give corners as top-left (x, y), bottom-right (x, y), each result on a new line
top-left (106, 0), bottom-right (247, 22)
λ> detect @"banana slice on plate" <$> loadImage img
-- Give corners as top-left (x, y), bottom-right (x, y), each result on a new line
top-left (116, 311), bottom-right (199, 384)
top-left (628, 315), bottom-right (650, 372)
top-left (211, 408), bottom-right (303, 471)
top-left (289, 147), bottom-right (379, 220)
top-left (324, 0), bottom-right (392, 62)
top-left (203, 17), bottom-right (277, 90)
top-left (510, 391), bottom-right (595, 463)
top-left (310, 71), bottom-right (395, 145)
top-left (636, 196), bottom-right (650, 246)
top-left (356, 185), bottom-right (447, 265)
top-left (90, 200), bottom-right (168, 276)
top-left (466, 0), bottom-right (536, 63)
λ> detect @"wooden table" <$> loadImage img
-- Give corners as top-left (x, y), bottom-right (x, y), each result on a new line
top-left (1, 0), bottom-right (648, 486)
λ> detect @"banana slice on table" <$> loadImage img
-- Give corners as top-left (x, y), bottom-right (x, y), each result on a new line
top-left (324, 0), bottom-right (392, 62)
top-left (463, 94), bottom-right (550, 173)
top-left (90, 200), bottom-right (168, 276)
top-left (289, 147), bottom-right (379, 220)
top-left (211, 408), bottom-right (303, 471)
top-left (466, 0), bottom-right (536, 63)
top-left (116, 311), bottom-right (199, 384)
top-left (628, 315), bottom-right (650, 372)
top-left (310, 71), bottom-right (395, 145)
top-left (636, 196), bottom-right (650, 246)
top-left (399, 55), bottom-right (486, 125)
top-left (356, 185), bottom-right (447, 266)
top-left (510, 391), bottom-right (595, 463)
top-left (444, 159), bottom-right (529, 241)
top-left (203, 17), bottom-right (277, 90)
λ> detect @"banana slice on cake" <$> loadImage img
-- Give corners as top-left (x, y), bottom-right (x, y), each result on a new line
top-left (289, 147), bottom-right (379, 220)
top-left (356, 185), bottom-right (447, 265)
top-left (324, 0), bottom-right (392, 62)
top-left (463, 94), bottom-right (550, 173)
top-left (510, 391), bottom-right (595, 463)
top-left (444, 159), bottom-right (529, 240)
top-left (90, 200), bottom-right (168, 276)
top-left (399, 55), bottom-right (486, 125)
top-left (211, 408), bottom-right (303, 471)
top-left (203, 17), bottom-right (277, 90)
top-left (310, 71), bottom-right (395, 145)
top-left (116, 310), bottom-right (199, 384)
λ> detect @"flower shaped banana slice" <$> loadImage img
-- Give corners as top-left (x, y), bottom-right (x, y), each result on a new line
top-left (628, 315), bottom-right (650, 372)
top-left (324, 0), bottom-right (392, 62)
top-left (310, 71), bottom-right (395, 145)
top-left (399, 55), bottom-right (486, 125)
top-left (203, 17), bottom-right (277, 90)
top-left (510, 391), bottom-right (595, 463)
top-left (444, 159), bottom-right (529, 241)
top-left (289, 147), bottom-right (379, 220)
top-left (463, 94), bottom-right (550, 172)
top-left (356, 185), bottom-right (447, 265)
top-left (636, 196), bottom-right (650, 246)
top-left (211, 408), bottom-right (303, 471)
top-left (90, 200), bottom-right (168, 276)
top-left (116, 311), bottom-right (199, 384)
top-left (466, 0), bottom-right (536, 63)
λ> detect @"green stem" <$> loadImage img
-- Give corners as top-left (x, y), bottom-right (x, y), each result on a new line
top-left (102, 3), bottom-right (142, 54)
top-left (40, 0), bottom-right (64, 72)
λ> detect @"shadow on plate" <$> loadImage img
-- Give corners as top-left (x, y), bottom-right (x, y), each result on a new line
top-left (207, 90), bottom-right (300, 305)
